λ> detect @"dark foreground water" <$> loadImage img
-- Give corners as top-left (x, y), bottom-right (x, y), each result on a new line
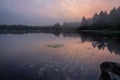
top-left (0, 32), bottom-right (120, 80)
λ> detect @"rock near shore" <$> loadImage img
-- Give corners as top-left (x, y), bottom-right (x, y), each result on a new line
top-left (100, 62), bottom-right (120, 80)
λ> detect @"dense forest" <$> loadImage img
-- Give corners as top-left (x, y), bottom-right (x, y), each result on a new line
top-left (0, 23), bottom-right (61, 31)
top-left (0, 24), bottom-right (63, 34)
top-left (78, 6), bottom-right (120, 31)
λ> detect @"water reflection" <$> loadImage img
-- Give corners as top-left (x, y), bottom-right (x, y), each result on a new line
top-left (0, 31), bottom-right (120, 80)
top-left (79, 32), bottom-right (120, 55)
top-left (41, 31), bottom-right (120, 55)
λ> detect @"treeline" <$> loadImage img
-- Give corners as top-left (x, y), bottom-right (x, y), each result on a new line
top-left (78, 6), bottom-right (120, 30)
top-left (0, 24), bottom-right (62, 31)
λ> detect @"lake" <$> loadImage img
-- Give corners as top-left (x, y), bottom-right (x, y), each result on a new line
top-left (0, 32), bottom-right (120, 80)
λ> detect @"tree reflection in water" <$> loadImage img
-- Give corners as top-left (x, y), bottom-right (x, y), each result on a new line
top-left (78, 32), bottom-right (120, 55)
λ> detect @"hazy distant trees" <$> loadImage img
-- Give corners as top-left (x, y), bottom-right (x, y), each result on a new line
top-left (63, 22), bottom-right (81, 27)
top-left (0, 24), bottom-right (63, 34)
top-left (79, 6), bottom-right (120, 30)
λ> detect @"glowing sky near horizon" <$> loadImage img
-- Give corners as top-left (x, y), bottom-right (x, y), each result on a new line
top-left (0, 0), bottom-right (120, 25)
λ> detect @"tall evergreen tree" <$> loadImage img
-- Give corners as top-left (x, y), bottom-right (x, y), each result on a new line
top-left (79, 6), bottom-right (120, 30)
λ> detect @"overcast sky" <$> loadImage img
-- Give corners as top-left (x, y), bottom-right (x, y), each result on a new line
top-left (0, 0), bottom-right (120, 25)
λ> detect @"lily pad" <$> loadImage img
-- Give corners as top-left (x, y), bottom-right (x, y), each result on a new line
top-left (29, 64), bottom-right (34, 67)
top-left (46, 44), bottom-right (64, 48)
top-left (55, 68), bottom-right (59, 72)
top-left (39, 68), bottom-right (45, 71)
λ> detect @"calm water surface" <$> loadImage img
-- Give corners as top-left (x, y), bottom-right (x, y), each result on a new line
top-left (0, 32), bottom-right (120, 80)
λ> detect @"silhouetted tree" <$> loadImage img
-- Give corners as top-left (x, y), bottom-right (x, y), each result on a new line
top-left (81, 16), bottom-right (88, 26)
top-left (78, 6), bottom-right (120, 31)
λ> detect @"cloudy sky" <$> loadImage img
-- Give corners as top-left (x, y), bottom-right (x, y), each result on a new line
top-left (0, 0), bottom-right (120, 25)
